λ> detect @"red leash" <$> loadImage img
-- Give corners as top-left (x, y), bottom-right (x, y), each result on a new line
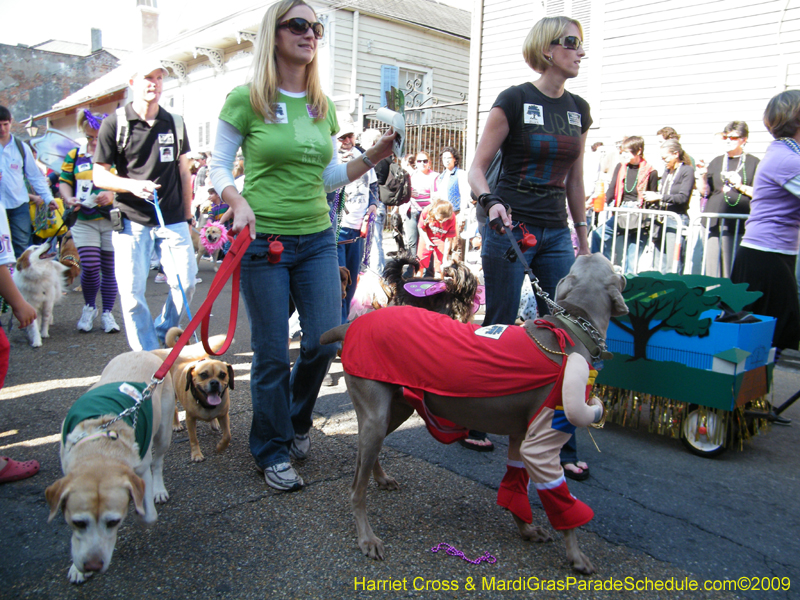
top-left (153, 226), bottom-right (252, 381)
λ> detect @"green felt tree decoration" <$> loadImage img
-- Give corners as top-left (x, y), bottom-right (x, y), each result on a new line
top-left (637, 271), bottom-right (762, 313)
top-left (612, 275), bottom-right (721, 360)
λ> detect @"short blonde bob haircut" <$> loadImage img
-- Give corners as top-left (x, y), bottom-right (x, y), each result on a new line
top-left (249, 0), bottom-right (328, 123)
top-left (763, 90), bottom-right (800, 140)
top-left (522, 16), bottom-right (584, 74)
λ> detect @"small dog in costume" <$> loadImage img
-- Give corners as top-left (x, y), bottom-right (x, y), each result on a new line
top-left (320, 253), bottom-right (628, 573)
top-left (383, 254), bottom-right (483, 323)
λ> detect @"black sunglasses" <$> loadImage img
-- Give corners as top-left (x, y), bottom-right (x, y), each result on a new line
top-left (551, 35), bottom-right (583, 51)
top-left (278, 17), bottom-right (324, 40)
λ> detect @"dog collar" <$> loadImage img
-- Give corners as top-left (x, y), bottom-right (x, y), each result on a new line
top-left (71, 429), bottom-right (119, 450)
top-left (552, 315), bottom-right (613, 361)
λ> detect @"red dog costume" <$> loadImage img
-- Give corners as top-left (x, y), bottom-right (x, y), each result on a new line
top-left (340, 306), bottom-right (594, 531)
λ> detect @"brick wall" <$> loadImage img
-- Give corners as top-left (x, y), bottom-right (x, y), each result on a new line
top-left (0, 44), bottom-right (119, 139)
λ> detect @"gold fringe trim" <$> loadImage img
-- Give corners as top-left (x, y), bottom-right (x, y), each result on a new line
top-left (594, 386), bottom-right (772, 450)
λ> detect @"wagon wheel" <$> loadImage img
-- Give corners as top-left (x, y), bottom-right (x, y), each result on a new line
top-left (681, 406), bottom-right (730, 458)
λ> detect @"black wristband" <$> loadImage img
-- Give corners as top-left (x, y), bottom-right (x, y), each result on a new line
top-left (478, 193), bottom-right (509, 215)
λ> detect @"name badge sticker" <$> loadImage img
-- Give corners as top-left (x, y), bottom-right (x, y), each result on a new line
top-left (474, 324), bottom-right (510, 340)
top-left (523, 104), bottom-right (544, 125)
top-left (158, 132), bottom-right (174, 145)
top-left (306, 104), bottom-right (320, 119)
top-left (159, 146), bottom-right (174, 162)
top-left (118, 383), bottom-right (143, 402)
top-left (567, 111), bottom-right (582, 127)
top-left (77, 162), bottom-right (91, 173)
top-left (266, 103), bottom-right (289, 124)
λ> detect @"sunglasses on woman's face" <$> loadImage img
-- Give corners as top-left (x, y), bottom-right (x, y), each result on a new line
top-left (551, 35), bottom-right (583, 51)
top-left (722, 135), bottom-right (741, 141)
top-left (277, 17), bottom-right (324, 40)
top-left (416, 159), bottom-right (429, 164)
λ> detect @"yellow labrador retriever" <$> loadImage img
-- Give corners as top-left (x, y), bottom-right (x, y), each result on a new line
top-left (320, 253), bottom-right (628, 574)
top-left (46, 333), bottom-right (227, 584)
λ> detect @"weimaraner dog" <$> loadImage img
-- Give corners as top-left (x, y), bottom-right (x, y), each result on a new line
top-left (321, 253), bottom-right (628, 574)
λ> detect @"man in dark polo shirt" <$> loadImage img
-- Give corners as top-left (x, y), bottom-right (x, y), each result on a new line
top-left (94, 58), bottom-right (197, 351)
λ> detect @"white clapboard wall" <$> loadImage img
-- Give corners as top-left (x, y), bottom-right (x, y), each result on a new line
top-left (469, 0), bottom-right (800, 165)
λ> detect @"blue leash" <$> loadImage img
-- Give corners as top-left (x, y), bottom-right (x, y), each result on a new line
top-left (148, 190), bottom-right (197, 343)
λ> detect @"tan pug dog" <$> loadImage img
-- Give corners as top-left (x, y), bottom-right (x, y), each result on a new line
top-left (176, 359), bottom-right (235, 462)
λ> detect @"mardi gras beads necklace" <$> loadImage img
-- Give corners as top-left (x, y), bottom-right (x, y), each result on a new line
top-left (722, 151), bottom-right (747, 207)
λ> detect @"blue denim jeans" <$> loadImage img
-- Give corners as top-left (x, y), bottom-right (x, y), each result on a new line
top-left (112, 219), bottom-right (197, 351)
top-left (241, 228), bottom-right (341, 469)
top-left (403, 208), bottom-right (421, 257)
top-left (6, 202), bottom-right (32, 260)
top-left (590, 217), bottom-right (643, 274)
top-left (368, 203), bottom-right (386, 273)
top-left (337, 226), bottom-right (364, 323)
top-left (481, 223), bottom-right (575, 325)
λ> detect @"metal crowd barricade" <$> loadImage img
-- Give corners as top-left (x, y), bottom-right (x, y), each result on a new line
top-left (591, 206), bottom-right (684, 274)
top-left (684, 213), bottom-right (748, 276)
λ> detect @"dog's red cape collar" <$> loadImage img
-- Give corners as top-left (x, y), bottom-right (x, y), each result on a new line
top-left (341, 306), bottom-right (563, 397)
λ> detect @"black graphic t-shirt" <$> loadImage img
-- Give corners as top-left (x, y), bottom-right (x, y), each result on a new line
top-left (493, 82), bottom-right (592, 227)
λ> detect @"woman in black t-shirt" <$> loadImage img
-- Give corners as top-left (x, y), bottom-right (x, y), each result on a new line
top-left (467, 16), bottom-right (591, 476)
top-left (696, 121), bottom-right (759, 278)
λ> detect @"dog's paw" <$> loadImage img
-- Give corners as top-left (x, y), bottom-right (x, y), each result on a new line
top-left (68, 564), bottom-right (92, 584)
top-left (215, 439), bottom-right (230, 453)
top-left (153, 488), bottom-right (169, 504)
top-left (210, 418), bottom-right (220, 432)
top-left (191, 451), bottom-right (205, 463)
top-left (374, 475), bottom-right (400, 491)
top-left (359, 536), bottom-right (386, 560)
top-left (570, 551), bottom-right (595, 575)
top-left (30, 338), bottom-right (42, 348)
top-left (518, 524), bottom-right (553, 543)
top-left (172, 423), bottom-right (185, 432)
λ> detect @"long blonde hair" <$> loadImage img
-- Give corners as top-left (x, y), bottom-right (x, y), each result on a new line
top-left (249, 0), bottom-right (328, 122)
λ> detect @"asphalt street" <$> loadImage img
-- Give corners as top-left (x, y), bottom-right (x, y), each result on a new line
top-left (1, 256), bottom-right (798, 600)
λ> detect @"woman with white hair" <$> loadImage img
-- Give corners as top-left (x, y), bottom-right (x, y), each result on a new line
top-left (210, 0), bottom-right (395, 491)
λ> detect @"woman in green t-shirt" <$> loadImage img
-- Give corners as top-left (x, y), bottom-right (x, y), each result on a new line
top-left (209, 0), bottom-right (395, 492)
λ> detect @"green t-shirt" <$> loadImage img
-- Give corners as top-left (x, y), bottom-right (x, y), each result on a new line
top-left (219, 85), bottom-right (339, 235)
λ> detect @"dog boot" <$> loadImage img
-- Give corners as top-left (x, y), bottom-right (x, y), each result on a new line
top-left (497, 461), bottom-right (533, 524)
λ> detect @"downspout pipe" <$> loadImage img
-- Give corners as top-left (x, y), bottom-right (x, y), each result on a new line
top-left (349, 11), bottom-right (359, 113)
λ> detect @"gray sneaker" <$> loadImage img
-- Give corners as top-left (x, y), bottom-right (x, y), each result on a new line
top-left (263, 462), bottom-right (304, 491)
top-left (290, 433), bottom-right (311, 461)
top-left (77, 305), bottom-right (97, 332)
top-left (101, 311), bottom-right (120, 333)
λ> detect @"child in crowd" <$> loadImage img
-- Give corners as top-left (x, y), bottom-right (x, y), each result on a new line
top-left (0, 205), bottom-right (40, 483)
top-left (418, 198), bottom-right (456, 277)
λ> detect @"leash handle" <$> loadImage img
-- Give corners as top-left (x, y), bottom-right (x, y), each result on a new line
top-left (154, 226), bottom-right (251, 380)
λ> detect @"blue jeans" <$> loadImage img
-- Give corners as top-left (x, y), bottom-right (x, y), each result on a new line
top-left (241, 228), bottom-right (341, 469)
top-left (6, 203), bottom-right (32, 260)
top-left (590, 217), bottom-right (642, 274)
top-left (337, 227), bottom-right (364, 323)
top-left (112, 219), bottom-right (197, 351)
top-left (653, 214), bottom-right (689, 273)
top-left (368, 203), bottom-right (386, 273)
top-left (481, 223), bottom-right (575, 325)
top-left (403, 208), bottom-right (421, 256)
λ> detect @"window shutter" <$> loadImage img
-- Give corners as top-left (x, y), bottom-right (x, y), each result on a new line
top-left (380, 65), bottom-right (399, 108)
